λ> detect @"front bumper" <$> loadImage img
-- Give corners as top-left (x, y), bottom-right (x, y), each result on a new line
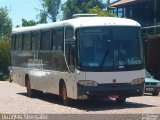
top-left (145, 85), bottom-right (160, 93)
top-left (77, 83), bottom-right (144, 99)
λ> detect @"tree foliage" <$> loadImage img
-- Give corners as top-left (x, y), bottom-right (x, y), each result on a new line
top-left (0, 7), bottom-right (12, 40)
top-left (88, 6), bottom-right (115, 17)
top-left (0, 40), bottom-right (11, 74)
top-left (62, 0), bottom-right (105, 20)
top-left (0, 7), bottom-right (12, 79)
top-left (38, 11), bottom-right (47, 23)
top-left (39, 0), bottom-right (61, 22)
top-left (22, 18), bottom-right (37, 27)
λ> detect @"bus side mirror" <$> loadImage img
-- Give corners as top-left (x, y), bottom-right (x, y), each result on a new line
top-left (69, 65), bottom-right (75, 72)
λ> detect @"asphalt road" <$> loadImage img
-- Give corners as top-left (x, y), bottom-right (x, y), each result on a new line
top-left (0, 81), bottom-right (160, 120)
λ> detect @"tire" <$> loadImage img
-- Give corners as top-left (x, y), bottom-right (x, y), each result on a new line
top-left (26, 79), bottom-right (43, 98)
top-left (26, 79), bottom-right (36, 97)
top-left (152, 91), bottom-right (159, 96)
top-left (26, 79), bottom-right (32, 97)
top-left (116, 97), bottom-right (126, 104)
top-left (61, 84), bottom-right (70, 106)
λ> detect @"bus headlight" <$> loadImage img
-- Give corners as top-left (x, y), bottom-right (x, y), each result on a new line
top-left (130, 78), bottom-right (144, 85)
top-left (78, 80), bottom-right (98, 86)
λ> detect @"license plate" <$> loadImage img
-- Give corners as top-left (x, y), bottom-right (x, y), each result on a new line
top-left (108, 95), bottom-right (119, 99)
top-left (146, 88), bottom-right (154, 92)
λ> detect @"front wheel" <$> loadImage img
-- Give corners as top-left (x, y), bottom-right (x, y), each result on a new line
top-left (61, 84), bottom-right (70, 106)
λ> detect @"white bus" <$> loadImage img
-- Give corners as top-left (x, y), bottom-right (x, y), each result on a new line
top-left (11, 16), bottom-right (145, 105)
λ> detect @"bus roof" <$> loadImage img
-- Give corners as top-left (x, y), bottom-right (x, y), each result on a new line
top-left (12, 17), bottom-right (141, 34)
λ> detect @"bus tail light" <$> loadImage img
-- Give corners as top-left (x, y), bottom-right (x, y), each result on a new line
top-left (130, 78), bottom-right (144, 85)
top-left (78, 80), bottom-right (98, 86)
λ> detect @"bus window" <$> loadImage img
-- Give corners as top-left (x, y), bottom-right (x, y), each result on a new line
top-left (23, 32), bottom-right (31, 51)
top-left (52, 27), bottom-right (64, 52)
top-left (11, 35), bottom-right (16, 51)
top-left (65, 26), bottom-right (75, 71)
top-left (31, 31), bottom-right (41, 51)
top-left (16, 34), bottom-right (22, 51)
top-left (52, 30), bottom-right (56, 50)
top-left (65, 26), bottom-right (74, 39)
top-left (41, 29), bottom-right (52, 50)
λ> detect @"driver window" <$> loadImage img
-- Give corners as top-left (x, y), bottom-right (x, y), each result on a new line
top-left (65, 26), bottom-right (75, 71)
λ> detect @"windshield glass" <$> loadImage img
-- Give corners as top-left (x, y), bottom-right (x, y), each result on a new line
top-left (77, 26), bottom-right (144, 71)
top-left (145, 70), bottom-right (152, 78)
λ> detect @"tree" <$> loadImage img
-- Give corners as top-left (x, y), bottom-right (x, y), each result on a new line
top-left (62, 0), bottom-right (105, 20)
top-left (38, 11), bottom-right (47, 23)
top-left (0, 40), bottom-right (11, 75)
top-left (88, 6), bottom-right (115, 17)
top-left (0, 7), bottom-right (12, 40)
top-left (38, 0), bottom-right (61, 22)
top-left (22, 18), bottom-right (37, 27)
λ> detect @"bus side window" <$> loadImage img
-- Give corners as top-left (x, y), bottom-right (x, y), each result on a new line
top-left (52, 27), bottom-right (64, 52)
top-left (52, 30), bottom-right (56, 50)
top-left (31, 31), bottom-right (41, 51)
top-left (16, 34), bottom-right (22, 51)
top-left (23, 32), bottom-right (31, 51)
top-left (11, 34), bottom-right (16, 51)
top-left (56, 27), bottom-right (64, 52)
top-left (41, 29), bottom-right (52, 50)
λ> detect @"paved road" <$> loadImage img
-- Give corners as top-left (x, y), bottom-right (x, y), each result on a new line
top-left (0, 81), bottom-right (160, 115)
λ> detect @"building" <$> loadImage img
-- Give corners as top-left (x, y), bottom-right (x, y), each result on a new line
top-left (109, 0), bottom-right (160, 27)
top-left (109, 0), bottom-right (160, 79)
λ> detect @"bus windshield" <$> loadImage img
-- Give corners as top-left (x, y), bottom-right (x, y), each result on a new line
top-left (77, 26), bottom-right (144, 71)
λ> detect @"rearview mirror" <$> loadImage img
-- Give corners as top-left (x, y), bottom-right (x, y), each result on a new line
top-left (69, 65), bottom-right (75, 73)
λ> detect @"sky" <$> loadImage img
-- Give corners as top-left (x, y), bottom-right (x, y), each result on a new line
top-left (0, 0), bottom-right (116, 28)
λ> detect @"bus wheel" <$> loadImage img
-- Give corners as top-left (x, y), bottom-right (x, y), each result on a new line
top-left (26, 79), bottom-right (32, 97)
top-left (26, 79), bottom-right (37, 98)
top-left (9, 78), bottom-right (13, 83)
top-left (61, 84), bottom-right (70, 106)
top-left (116, 97), bottom-right (126, 104)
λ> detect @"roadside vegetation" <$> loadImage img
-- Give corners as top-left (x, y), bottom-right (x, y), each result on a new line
top-left (0, 7), bottom-right (12, 81)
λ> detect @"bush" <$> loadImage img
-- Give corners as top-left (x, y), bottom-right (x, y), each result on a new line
top-left (3, 74), bottom-right (10, 81)
top-left (0, 40), bottom-right (11, 81)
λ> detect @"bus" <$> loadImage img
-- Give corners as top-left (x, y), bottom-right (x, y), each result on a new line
top-left (11, 16), bottom-right (145, 105)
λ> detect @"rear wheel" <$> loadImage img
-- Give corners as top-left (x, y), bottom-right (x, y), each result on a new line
top-left (116, 97), bottom-right (126, 104)
top-left (9, 78), bottom-right (13, 83)
top-left (26, 79), bottom-right (34, 97)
